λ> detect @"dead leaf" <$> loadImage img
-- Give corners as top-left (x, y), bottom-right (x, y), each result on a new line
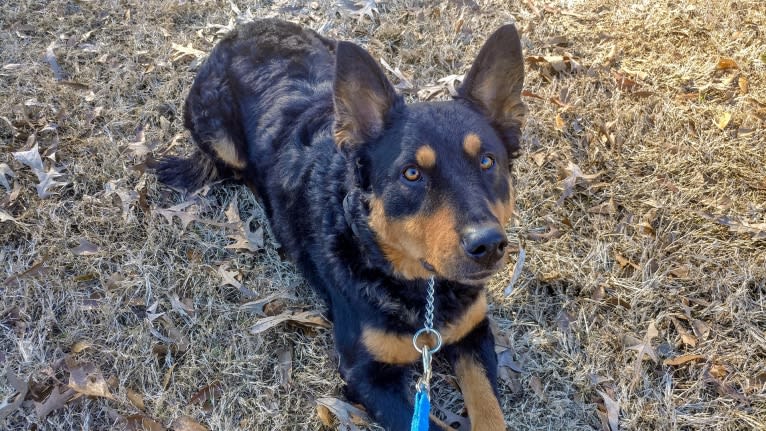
top-left (70, 340), bottom-right (92, 353)
top-left (529, 375), bottom-right (546, 401)
top-left (105, 272), bottom-right (124, 290)
top-left (35, 167), bottom-right (67, 198)
top-left (738, 76), bottom-right (749, 94)
top-left (171, 42), bottom-right (206, 63)
top-left (104, 180), bottom-right (141, 220)
top-left (35, 385), bottom-right (76, 419)
top-left (614, 252), bottom-right (639, 270)
top-left (671, 317), bottom-right (697, 347)
top-left (691, 319), bottom-right (710, 341)
top-left (0, 210), bottom-right (17, 224)
top-left (0, 372), bottom-right (29, 420)
top-left (716, 58), bottom-right (738, 70)
top-left (241, 291), bottom-right (291, 316)
top-left (504, 247), bottom-right (526, 296)
top-left (127, 125), bottom-right (151, 158)
top-left (154, 201), bottom-right (199, 230)
top-left (557, 162), bottom-right (601, 205)
top-left (340, 0), bottom-right (379, 22)
top-left (315, 397), bottom-right (370, 429)
top-left (217, 264), bottom-right (242, 289)
top-left (169, 294), bottom-right (195, 318)
top-left (71, 238), bottom-right (99, 256)
top-left (13, 144), bottom-right (68, 198)
top-left (663, 354), bottom-right (705, 366)
top-left (521, 90), bottom-right (545, 100)
top-left (160, 315), bottom-right (190, 353)
top-left (4, 258), bottom-right (50, 286)
top-left (613, 70), bottom-right (638, 91)
top-left (127, 387), bottom-right (145, 411)
top-left (526, 55), bottom-right (581, 76)
top-left (529, 150), bottom-right (548, 167)
top-left (715, 112), bottom-right (732, 130)
top-left (316, 404), bottom-right (334, 427)
top-left (526, 225), bottom-right (562, 242)
top-left (226, 216), bottom-right (264, 252)
top-left (13, 144), bottom-right (44, 173)
top-left (189, 381), bottom-right (222, 410)
top-left (44, 41), bottom-right (68, 80)
top-left (497, 348), bottom-right (524, 373)
top-left (669, 265), bottom-right (691, 279)
top-left (224, 197), bottom-right (242, 225)
top-left (432, 404), bottom-right (470, 430)
top-left (250, 310), bottom-right (330, 335)
top-left (588, 198), bottom-right (616, 215)
top-left (171, 416), bottom-right (208, 431)
top-left (704, 371), bottom-right (747, 403)
top-left (710, 363), bottom-right (729, 379)
top-left (66, 357), bottom-right (115, 399)
top-left (554, 112), bottom-right (566, 131)
top-left (627, 321), bottom-right (659, 386)
top-left (596, 390), bottom-right (619, 431)
top-left (162, 364), bottom-right (175, 390)
top-left (126, 414), bottom-right (165, 431)
top-left (592, 284), bottom-right (606, 301)
top-left (697, 211), bottom-right (766, 239)
top-left (277, 346), bottom-right (293, 388)
top-left (0, 163), bottom-right (15, 191)
top-left (379, 57), bottom-right (413, 90)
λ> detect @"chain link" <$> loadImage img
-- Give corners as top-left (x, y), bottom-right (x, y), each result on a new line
top-left (424, 276), bottom-right (435, 330)
top-left (412, 276), bottom-right (442, 397)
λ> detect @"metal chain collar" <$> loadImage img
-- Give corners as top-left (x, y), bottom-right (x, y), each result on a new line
top-left (412, 276), bottom-right (442, 396)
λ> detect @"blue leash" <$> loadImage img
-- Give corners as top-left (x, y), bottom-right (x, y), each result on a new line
top-left (411, 388), bottom-right (431, 431)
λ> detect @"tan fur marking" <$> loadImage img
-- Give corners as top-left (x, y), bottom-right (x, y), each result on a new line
top-left (368, 198), bottom-right (460, 280)
top-left (490, 179), bottom-right (516, 226)
top-left (362, 327), bottom-right (423, 364)
top-left (441, 294), bottom-right (487, 344)
top-left (455, 356), bottom-right (506, 431)
top-left (463, 133), bottom-right (482, 157)
top-left (415, 145), bottom-right (436, 168)
top-left (361, 294), bottom-right (488, 364)
top-left (211, 136), bottom-right (246, 169)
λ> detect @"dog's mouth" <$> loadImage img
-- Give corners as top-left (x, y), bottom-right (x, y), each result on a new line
top-left (420, 260), bottom-right (499, 285)
top-left (458, 270), bottom-right (497, 285)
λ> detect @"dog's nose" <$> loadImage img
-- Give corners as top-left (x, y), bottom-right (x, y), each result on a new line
top-left (461, 225), bottom-right (508, 265)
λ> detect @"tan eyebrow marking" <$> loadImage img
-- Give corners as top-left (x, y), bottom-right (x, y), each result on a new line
top-left (463, 133), bottom-right (481, 156)
top-left (415, 145), bottom-right (436, 168)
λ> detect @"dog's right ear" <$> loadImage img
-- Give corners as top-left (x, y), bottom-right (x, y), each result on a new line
top-left (458, 24), bottom-right (527, 154)
top-left (333, 41), bottom-right (401, 151)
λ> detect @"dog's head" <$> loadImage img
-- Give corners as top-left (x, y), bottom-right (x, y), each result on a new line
top-left (334, 25), bottom-right (526, 285)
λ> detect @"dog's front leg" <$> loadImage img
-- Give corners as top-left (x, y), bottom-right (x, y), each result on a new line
top-left (341, 358), bottom-right (452, 431)
top-left (444, 318), bottom-right (507, 430)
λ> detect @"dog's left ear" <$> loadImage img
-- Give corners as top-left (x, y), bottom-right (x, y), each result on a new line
top-left (458, 24), bottom-right (527, 149)
top-left (333, 41), bottom-right (401, 151)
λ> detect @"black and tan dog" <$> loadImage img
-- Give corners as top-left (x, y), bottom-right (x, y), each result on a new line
top-left (155, 19), bottom-right (525, 431)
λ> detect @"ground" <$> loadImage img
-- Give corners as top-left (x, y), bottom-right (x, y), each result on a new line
top-left (1, 0), bottom-right (765, 430)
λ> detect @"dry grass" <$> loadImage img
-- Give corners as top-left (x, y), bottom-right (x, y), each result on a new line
top-left (1, 0), bottom-right (765, 430)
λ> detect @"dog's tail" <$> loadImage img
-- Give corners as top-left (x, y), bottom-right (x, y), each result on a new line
top-left (151, 150), bottom-right (225, 192)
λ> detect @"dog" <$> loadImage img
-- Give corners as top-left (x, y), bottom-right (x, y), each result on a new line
top-left (154, 18), bottom-right (526, 431)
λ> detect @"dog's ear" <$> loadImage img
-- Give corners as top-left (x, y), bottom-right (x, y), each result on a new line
top-left (334, 41), bottom-right (401, 151)
top-left (458, 24), bottom-right (527, 150)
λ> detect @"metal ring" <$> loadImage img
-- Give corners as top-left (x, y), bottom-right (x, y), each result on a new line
top-left (412, 327), bottom-right (443, 354)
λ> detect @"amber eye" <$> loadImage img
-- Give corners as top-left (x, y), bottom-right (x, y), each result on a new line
top-left (480, 154), bottom-right (495, 170)
top-left (402, 166), bottom-right (422, 182)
